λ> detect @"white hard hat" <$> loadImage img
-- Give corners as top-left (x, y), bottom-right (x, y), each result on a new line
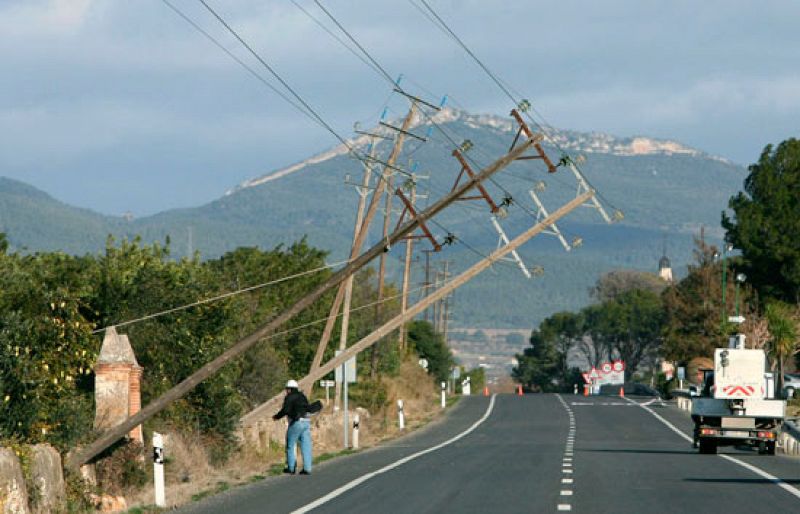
top-left (286, 379), bottom-right (299, 389)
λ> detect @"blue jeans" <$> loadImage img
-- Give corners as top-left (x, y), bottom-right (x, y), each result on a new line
top-left (286, 419), bottom-right (312, 472)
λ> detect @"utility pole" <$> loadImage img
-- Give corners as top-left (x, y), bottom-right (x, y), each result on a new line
top-left (435, 261), bottom-right (451, 334)
top-left (432, 270), bottom-right (442, 332)
top-left (371, 171), bottom-right (397, 377)
top-left (422, 249), bottom-right (433, 323)
top-left (443, 280), bottom-right (453, 345)
top-left (68, 136), bottom-right (538, 470)
top-left (399, 184), bottom-right (416, 350)
top-left (310, 103), bottom-right (418, 377)
top-left (241, 191), bottom-right (596, 423)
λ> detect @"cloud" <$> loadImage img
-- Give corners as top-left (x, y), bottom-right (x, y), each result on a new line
top-left (0, 0), bottom-right (93, 36)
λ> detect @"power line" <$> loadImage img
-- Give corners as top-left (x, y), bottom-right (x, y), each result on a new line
top-left (412, 0), bottom-right (621, 212)
top-left (197, 0), bottom-right (353, 152)
top-left (92, 259), bottom-right (349, 333)
top-left (161, 0), bottom-right (313, 128)
top-left (290, 0), bottom-right (385, 79)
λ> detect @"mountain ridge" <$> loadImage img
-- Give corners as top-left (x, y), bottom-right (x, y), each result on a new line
top-left (0, 109), bottom-right (747, 327)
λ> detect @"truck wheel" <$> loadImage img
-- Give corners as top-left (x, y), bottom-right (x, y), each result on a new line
top-left (699, 439), bottom-right (717, 454)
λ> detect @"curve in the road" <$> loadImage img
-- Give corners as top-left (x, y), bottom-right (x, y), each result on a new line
top-left (290, 394), bottom-right (498, 514)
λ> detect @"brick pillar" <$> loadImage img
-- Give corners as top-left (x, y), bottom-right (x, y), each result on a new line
top-left (94, 327), bottom-right (143, 444)
top-left (128, 366), bottom-right (144, 444)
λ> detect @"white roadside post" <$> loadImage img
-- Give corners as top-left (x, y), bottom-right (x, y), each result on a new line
top-left (441, 381), bottom-right (446, 408)
top-left (397, 399), bottom-right (405, 430)
top-left (152, 432), bottom-right (166, 508)
top-left (352, 414), bottom-right (360, 450)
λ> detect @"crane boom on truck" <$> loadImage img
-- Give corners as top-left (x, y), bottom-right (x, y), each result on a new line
top-left (690, 334), bottom-right (785, 455)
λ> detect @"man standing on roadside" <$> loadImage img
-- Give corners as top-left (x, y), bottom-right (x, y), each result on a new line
top-left (273, 379), bottom-right (313, 475)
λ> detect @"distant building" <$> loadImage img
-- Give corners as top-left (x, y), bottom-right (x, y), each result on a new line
top-left (658, 253), bottom-right (673, 283)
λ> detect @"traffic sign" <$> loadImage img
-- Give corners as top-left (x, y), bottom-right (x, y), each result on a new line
top-left (319, 380), bottom-right (335, 387)
top-left (334, 350), bottom-right (357, 383)
top-left (612, 361), bottom-right (625, 373)
top-left (601, 362), bottom-right (612, 374)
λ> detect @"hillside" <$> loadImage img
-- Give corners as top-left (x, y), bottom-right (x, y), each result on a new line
top-left (0, 109), bottom-right (746, 327)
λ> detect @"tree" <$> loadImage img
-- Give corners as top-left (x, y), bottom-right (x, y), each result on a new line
top-left (513, 330), bottom-right (560, 392)
top-left (582, 289), bottom-right (665, 379)
top-left (765, 302), bottom-right (798, 392)
top-left (407, 320), bottom-right (453, 383)
top-left (722, 138), bottom-right (800, 302)
top-left (661, 236), bottom-right (752, 363)
top-left (591, 270), bottom-right (667, 302)
top-left (539, 312), bottom-right (584, 386)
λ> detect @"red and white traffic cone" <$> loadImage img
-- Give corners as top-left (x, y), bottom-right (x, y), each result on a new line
top-left (483, 386), bottom-right (489, 396)
top-left (517, 385), bottom-right (523, 396)
top-left (619, 386), bottom-right (625, 398)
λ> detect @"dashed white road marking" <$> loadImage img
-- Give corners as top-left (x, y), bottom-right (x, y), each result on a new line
top-left (557, 394), bottom-right (577, 513)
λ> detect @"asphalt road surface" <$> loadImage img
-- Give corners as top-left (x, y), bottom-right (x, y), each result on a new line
top-left (179, 394), bottom-right (800, 513)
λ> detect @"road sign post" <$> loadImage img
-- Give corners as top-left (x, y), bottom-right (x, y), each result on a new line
top-left (319, 379), bottom-right (335, 403)
top-left (335, 351), bottom-right (357, 448)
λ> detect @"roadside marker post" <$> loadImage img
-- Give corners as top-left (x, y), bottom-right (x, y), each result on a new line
top-left (397, 399), bottom-right (405, 430)
top-left (441, 382), bottom-right (446, 408)
top-left (352, 414), bottom-right (360, 450)
top-left (152, 432), bottom-right (166, 508)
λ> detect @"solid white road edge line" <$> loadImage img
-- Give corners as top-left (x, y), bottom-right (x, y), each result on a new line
top-left (290, 394), bottom-right (498, 514)
top-left (624, 397), bottom-right (800, 501)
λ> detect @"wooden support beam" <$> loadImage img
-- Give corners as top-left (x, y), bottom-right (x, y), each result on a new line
top-left (451, 149), bottom-right (500, 212)
top-left (509, 109), bottom-right (557, 173)
top-left (66, 135), bottom-right (537, 471)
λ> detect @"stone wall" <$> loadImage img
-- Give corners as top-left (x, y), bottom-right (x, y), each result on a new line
top-left (0, 445), bottom-right (69, 514)
top-left (0, 448), bottom-right (30, 514)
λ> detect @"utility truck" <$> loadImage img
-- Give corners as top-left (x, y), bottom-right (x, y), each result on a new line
top-left (690, 334), bottom-right (785, 455)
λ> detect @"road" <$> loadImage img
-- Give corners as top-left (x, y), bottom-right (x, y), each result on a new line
top-left (179, 394), bottom-right (800, 513)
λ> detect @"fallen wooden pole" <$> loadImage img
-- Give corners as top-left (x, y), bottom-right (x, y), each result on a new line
top-left (66, 137), bottom-right (537, 470)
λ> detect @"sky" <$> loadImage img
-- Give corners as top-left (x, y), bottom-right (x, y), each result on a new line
top-left (1, 0), bottom-right (798, 216)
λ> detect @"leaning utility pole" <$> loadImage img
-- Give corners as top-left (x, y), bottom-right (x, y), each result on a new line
top-left (399, 184), bottom-right (416, 350)
top-left (310, 103), bottom-right (418, 376)
top-left (240, 190), bottom-right (594, 428)
top-left (67, 136), bottom-right (537, 470)
top-left (370, 171), bottom-right (396, 377)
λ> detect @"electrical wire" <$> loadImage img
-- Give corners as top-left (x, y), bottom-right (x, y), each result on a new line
top-left (92, 259), bottom-right (350, 333)
top-left (412, 0), bottom-right (621, 212)
top-left (161, 0), bottom-right (312, 123)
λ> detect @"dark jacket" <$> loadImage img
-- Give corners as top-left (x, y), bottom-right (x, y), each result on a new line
top-left (273, 390), bottom-right (309, 423)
